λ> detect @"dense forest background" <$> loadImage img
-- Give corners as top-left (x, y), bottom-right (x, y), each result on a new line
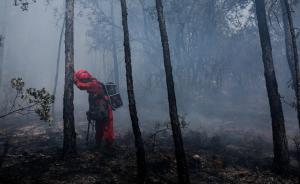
top-left (1, 0), bottom-right (299, 136)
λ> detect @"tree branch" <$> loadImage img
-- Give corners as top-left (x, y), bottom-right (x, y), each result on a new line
top-left (0, 103), bottom-right (37, 119)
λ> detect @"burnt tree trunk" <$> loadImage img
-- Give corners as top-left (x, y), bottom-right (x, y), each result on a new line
top-left (52, 17), bottom-right (65, 122)
top-left (120, 0), bottom-right (147, 183)
top-left (280, 0), bottom-right (300, 129)
top-left (155, 0), bottom-right (190, 183)
top-left (111, 0), bottom-right (119, 89)
top-left (255, 0), bottom-right (290, 172)
top-left (63, 0), bottom-right (76, 156)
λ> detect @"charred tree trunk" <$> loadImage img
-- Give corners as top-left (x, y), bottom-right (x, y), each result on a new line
top-left (280, 0), bottom-right (300, 129)
top-left (63, 0), bottom-right (76, 156)
top-left (155, 0), bottom-right (190, 183)
top-left (111, 0), bottom-right (119, 89)
top-left (120, 0), bottom-right (147, 183)
top-left (254, 0), bottom-right (290, 173)
top-left (52, 18), bottom-right (65, 122)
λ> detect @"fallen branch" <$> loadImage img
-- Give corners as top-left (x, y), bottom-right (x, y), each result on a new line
top-left (0, 104), bottom-right (36, 119)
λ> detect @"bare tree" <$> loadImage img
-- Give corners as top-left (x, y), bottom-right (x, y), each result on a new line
top-left (155, 0), bottom-right (190, 183)
top-left (120, 0), bottom-right (147, 183)
top-left (52, 17), bottom-right (65, 122)
top-left (111, 0), bottom-right (120, 89)
top-left (0, 34), bottom-right (4, 87)
top-left (254, 0), bottom-right (290, 173)
top-left (0, 0), bottom-right (8, 88)
top-left (280, 0), bottom-right (300, 129)
top-left (63, 0), bottom-right (76, 156)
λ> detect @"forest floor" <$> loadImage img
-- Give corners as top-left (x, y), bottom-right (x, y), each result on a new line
top-left (0, 119), bottom-right (298, 184)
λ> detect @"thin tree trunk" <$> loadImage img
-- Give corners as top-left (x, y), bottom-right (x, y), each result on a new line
top-left (52, 18), bottom-right (66, 122)
top-left (0, 35), bottom-right (4, 87)
top-left (102, 50), bottom-right (107, 81)
top-left (138, 0), bottom-right (148, 64)
top-left (111, 0), bottom-right (120, 89)
top-left (138, 0), bottom-right (153, 89)
top-left (120, 0), bottom-right (147, 183)
top-left (63, 0), bottom-right (76, 156)
top-left (254, 0), bottom-right (290, 173)
top-left (280, 0), bottom-right (300, 129)
top-left (0, 0), bottom-right (8, 88)
top-left (138, 0), bottom-right (149, 41)
top-left (281, 1), bottom-right (296, 86)
top-left (155, 0), bottom-right (190, 183)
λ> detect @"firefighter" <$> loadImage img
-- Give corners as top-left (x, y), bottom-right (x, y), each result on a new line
top-left (74, 69), bottom-right (114, 147)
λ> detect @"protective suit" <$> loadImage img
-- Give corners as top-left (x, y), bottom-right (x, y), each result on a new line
top-left (74, 69), bottom-right (114, 146)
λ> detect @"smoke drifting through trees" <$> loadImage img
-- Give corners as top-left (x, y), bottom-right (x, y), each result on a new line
top-left (0, 0), bottom-right (300, 182)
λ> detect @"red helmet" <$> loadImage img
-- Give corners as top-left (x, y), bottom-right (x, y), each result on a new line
top-left (74, 69), bottom-right (93, 82)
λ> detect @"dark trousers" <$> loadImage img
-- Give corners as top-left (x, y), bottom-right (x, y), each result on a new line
top-left (95, 120), bottom-right (106, 145)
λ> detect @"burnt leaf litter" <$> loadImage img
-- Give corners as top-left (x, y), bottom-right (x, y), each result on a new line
top-left (0, 120), bottom-right (297, 184)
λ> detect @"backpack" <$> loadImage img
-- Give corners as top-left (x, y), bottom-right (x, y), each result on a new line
top-left (103, 82), bottom-right (123, 110)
